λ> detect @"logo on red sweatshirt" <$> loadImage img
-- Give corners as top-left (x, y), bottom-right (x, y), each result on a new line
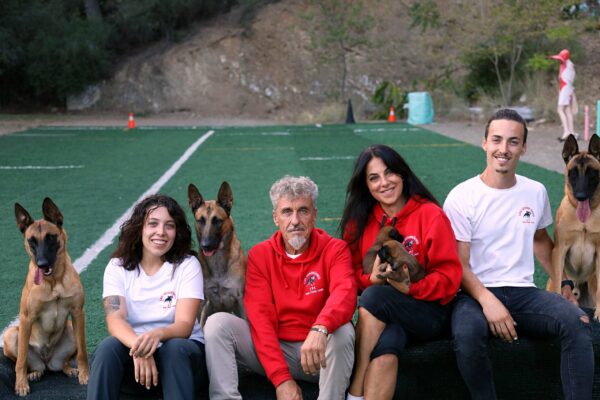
top-left (304, 272), bottom-right (324, 296)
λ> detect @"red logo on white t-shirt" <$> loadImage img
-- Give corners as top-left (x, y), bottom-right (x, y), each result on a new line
top-left (160, 291), bottom-right (176, 309)
top-left (519, 207), bottom-right (535, 224)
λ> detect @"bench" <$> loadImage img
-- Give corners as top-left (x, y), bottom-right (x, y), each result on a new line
top-left (1, 308), bottom-right (598, 399)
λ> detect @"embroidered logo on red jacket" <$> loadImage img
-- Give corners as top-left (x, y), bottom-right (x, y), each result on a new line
top-left (402, 236), bottom-right (420, 257)
top-left (304, 272), bottom-right (324, 296)
top-left (160, 291), bottom-right (176, 309)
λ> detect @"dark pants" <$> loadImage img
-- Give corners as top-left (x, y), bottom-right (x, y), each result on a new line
top-left (452, 287), bottom-right (593, 400)
top-left (86, 336), bottom-right (207, 400)
top-left (359, 285), bottom-right (452, 359)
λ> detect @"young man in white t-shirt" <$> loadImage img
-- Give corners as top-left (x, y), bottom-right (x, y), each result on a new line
top-left (443, 108), bottom-right (593, 400)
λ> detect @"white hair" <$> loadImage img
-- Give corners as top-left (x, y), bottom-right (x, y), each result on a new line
top-left (269, 175), bottom-right (318, 209)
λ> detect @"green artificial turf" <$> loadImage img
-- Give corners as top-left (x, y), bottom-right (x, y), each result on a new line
top-left (0, 122), bottom-right (564, 351)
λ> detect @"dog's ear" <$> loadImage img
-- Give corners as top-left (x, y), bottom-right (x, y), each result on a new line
top-left (42, 197), bottom-right (63, 227)
top-left (588, 134), bottom-right (600, 161)
top-left (15, 203), bottom-right (34, 234)
top-left (562, 134), bottom-right (580, 164)
top-left (388, 228), bottom-right (404, 244)
top-left (188, 184), bottom-right (204, 213)
top-left (217, 181), bottom-right (233, 216)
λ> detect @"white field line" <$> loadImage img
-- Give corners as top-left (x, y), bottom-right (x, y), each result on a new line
top-left (0, 165), bottom-right (84, 170)
top-left (0, 129), bottom-right (215, 341)
top-left (299, 156), bottom-right (354, 161)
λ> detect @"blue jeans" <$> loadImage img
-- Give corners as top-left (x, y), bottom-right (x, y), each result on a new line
top-left (360, 285), bottom-right (451, 359)
top-left (451, 287), bottom-right (593, 400)
top-left (86, 336), bottom-right (207, 400)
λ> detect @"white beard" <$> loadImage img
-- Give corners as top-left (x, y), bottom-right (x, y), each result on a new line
top-left (287, 235), bottom-right (307, 251)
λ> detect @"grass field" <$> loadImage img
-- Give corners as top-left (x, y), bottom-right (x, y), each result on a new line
top-left (0, 122), bottom-right (564, 351)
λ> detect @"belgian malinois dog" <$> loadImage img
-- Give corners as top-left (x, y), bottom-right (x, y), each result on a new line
top-left (551, 134), bottom-right (600, 320)
top-left (188, 182), bottom-right (246, 327)
top-left (4, 198), bottom-right (89, 396)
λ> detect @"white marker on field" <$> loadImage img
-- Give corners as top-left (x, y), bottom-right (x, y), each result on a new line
top-left (0, 130), bottom-right (215, 341)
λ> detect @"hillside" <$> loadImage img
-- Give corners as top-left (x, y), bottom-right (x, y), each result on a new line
top-left (68, 0), bottom-right (600, 123)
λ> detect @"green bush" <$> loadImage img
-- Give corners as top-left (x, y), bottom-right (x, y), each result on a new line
top-left (371, 81), bottom-right (407, 120)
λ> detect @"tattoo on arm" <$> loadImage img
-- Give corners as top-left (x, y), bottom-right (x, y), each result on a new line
top-left (103, 296), bottom-right (121, 314)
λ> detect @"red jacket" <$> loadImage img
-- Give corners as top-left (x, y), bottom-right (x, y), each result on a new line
top-left (344, 197), bottom-right (461, 305)
top-left (244, 228), bottom-right (357, 388)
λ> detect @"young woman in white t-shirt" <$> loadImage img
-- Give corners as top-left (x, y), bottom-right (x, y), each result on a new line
top-left (87, 194), bottom-right (205, 400)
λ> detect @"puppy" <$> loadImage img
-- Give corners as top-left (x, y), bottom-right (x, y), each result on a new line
top-left (377, 240), bottom-right (426, 283)
top-left (363, 226), bottom-right (404, 274)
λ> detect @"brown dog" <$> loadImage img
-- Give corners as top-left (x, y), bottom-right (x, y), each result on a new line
top-left (188, 182), bottom-right (246, 327)
top-left (362, 226), bottom-right (404, 274)
top-left (377, 240), bottom-right (426, 283)
top-left (551, 134), bottom-right (600, 320)
top-left (4, 198), bottom-right (89, 396)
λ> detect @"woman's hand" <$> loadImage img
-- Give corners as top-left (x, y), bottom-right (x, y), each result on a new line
top-left (133, 354), bottom-right (159, 389)
top-left (386, 264), bottom-right (411, 294)
top-left (369, 255), bottom-right (387, 285)
top-left (130, 329), bottom-right (163, 358)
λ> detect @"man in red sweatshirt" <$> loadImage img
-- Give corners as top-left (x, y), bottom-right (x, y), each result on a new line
top-left (204, 175), bottom-right (357, 400)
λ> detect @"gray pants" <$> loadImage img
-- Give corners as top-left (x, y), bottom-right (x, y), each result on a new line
top-left (204, 312), bottom-right (355, 400)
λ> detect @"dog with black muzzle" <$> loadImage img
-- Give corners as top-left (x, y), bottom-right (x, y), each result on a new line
top-left (551, 134), bottom-right (600, 320)
top-left (4, 198), bottom-right (89, 396)
top-left (188, 182), bottom-right (247, 327)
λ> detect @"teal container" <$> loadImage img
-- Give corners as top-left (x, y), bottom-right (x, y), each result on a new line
top-left (407, 92), bottom-right (434, 125)
top-left (597, 100), bottom-right (600, 136)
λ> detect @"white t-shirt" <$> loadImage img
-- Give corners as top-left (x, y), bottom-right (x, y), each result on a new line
top-left (443, 175), bottom-right (553, 287)
top-left (103, 255), bottom-right (205, 343)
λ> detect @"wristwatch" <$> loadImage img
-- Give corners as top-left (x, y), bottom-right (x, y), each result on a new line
top-left (310, 326), bottom-right (329, 336)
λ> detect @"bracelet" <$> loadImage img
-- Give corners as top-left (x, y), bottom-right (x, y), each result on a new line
top-left (561, 279), bottom-right (575, 290)
top-left (310, 326), bottom-right (329, 336)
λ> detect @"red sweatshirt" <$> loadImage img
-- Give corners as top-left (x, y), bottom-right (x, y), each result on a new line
top-left (244, 228), bottom-right (357, 388)
top-left (344, 197), bottom-right (462, 305)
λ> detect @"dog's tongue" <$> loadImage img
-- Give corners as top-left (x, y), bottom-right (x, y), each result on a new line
top-left (576, 200), bottom-right (591, 223)
top-left (203, 249), bottom-right (216, 257)
top-left (34, 267), bottom-right (42, 285)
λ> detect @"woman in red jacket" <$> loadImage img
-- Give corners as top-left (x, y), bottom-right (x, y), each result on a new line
top-left (341, 144), bottom-right (462, 400)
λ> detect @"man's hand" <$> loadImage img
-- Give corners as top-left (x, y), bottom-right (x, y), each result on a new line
top-left (480, 291), bottom-right (518, 342)
top-left (133, 355), bottom-right (159, 390)
top-left (130, 329), bottom-right (162, 358)
top-left (301, 327), bottom-right (327, 375)
top-left (276, 379), bottom-right (303, 400)
top-left (561, 284), bottom-right (579, 306)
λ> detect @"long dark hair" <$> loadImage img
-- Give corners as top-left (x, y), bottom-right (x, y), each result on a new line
top-left (339, 144), bottom-right (439, 245)
top-left (112, 194), bottom-right (193, 271)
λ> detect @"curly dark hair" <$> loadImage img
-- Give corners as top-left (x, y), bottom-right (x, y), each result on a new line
top-left (111, 194), bottom-right (193, 271)
top-left (339, 144), bottom-right (438, 245)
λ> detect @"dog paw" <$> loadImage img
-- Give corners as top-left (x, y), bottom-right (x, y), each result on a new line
top-left (77, 368), bottom-right (89, 385)
top-left (594, 310), bottom-right (600, 322)
top-left (63, 366), bottom-right (78, 378)
top-left (15, 378), bottom-right (30, 396)
top-left (27, 370), bottom-right (43, 382)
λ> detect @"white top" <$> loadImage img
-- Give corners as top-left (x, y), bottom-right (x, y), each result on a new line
top-left (443, 175), bottom-right (552, 287)
top-left (103, 255), bottom-right (205, 343)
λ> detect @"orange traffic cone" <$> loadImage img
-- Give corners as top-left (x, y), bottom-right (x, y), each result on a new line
top-left (127, 113), bottom-right (136, 129)
top-left (388, 106), bottom-right (396, 123)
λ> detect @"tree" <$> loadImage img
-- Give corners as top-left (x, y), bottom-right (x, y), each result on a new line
top-left (305, 0), bottom-right (376, 100)
top-left (409, 0), bottom-right (572, 106)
